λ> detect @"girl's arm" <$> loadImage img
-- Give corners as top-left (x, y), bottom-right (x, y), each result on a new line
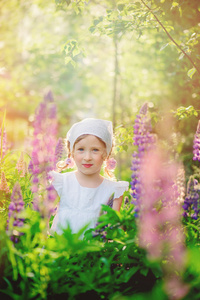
top-left (112, 195), bottom-right (123, 212)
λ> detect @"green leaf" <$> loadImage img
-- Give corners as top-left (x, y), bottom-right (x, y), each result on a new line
top-left (160, 43), bottom-right (169, 51)
top-left (93, 17), bottom-right (103, 26)
top-left (171, 105), bottom-right (198, 120)
top-left (187, 67), bottom-right (196, 78)
top-left (118, 4), bottom-right (125, 11)
top-left (140, 267), bottom-right (149, 276)
top-left (89, 26), bottom-right (96, 33)
top-left (178, 52), bottom-right (184, 60)
top-left (172, 2), bottom-right (179, 8)
top-left (72, 47), bottom-right (81, 57)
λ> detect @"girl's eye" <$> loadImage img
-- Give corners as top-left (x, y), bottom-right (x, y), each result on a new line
top-left (93, 148), bottom-right (99, 152)
top-left (78, 148), bottom-right (84, 151)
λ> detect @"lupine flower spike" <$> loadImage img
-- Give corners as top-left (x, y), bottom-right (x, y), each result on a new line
top-left (130, 102), bottom-right (156, 214)
top-left (0, 127), bottom-right (7, 160)
top-left (30, 91), bottom-right (58, 218)
top-left (174, 164), bottom-right (186, 204)
top-left (16, 152), bottom-right (27, 177)
top-left (55, 137), bottom-right (64, 164)
top-left (0, 171), bottom-right (10, 193)
top-left (16, 152), bottom-right (24, 173)
top-left (182, 176), bottom-right (200, 219)
top-left (7, 182), bottom-right (25, 243)
top-left (193, 120), bottom-right (200, 161)
top-left (138, 148), bottom-right (189, 300)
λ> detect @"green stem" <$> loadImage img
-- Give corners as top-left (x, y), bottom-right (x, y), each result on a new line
top-left (186, 223), bottom-right (200, 231)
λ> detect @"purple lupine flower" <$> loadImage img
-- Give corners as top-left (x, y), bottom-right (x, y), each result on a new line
top-left (48, 104), bottom-right (57, 120)
top-left (193, 120), bottom-right (200, 161)
top-left (65, 158), bottom-right (75, 168)
top-left (30, 90), bottom-right (58, 218)
top-left (55, 137), bottom-right (64, 163)
top-left (28, 159), bottom-right (34, 173)
top-left (7, 182), bottom-right (25, 243)
top-left (130, 103), bottom-right (156, 212)
top-left (182, 176), bottom-right (200, 219)
top-left (130, 151), bottom-right (141, 216)
top-left (44, 90), bottom-right (54, 102)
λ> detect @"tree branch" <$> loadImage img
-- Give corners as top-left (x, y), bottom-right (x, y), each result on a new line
top-left (140, 0), bottom-right (200, 76)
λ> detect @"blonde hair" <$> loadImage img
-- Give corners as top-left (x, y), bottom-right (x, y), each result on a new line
top-left (56, 134), bottom-right (115, 178)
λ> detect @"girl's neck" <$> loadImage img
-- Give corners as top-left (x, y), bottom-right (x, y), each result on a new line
top-left (75, 171), bottom-right (104, 188)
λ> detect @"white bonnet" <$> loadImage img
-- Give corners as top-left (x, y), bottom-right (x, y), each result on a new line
top-left (67, 118), bottom-right (113, 156)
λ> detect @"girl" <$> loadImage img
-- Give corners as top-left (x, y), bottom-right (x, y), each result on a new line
top-left (49, 118), bottom-right (129, 236)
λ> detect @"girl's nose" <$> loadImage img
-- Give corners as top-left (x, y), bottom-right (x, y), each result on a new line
top-left (84, 151), bottom-right (92, 160)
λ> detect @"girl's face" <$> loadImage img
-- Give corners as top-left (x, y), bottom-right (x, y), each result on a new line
top-left (72, 135), bottom-right (106, 177)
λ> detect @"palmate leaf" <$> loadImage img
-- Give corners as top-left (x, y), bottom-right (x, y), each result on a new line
top-left (98, 204), bottom-right (122, 223)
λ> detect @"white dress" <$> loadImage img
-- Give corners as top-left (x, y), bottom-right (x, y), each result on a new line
top-left (49, 171), bottom-right (129, 235)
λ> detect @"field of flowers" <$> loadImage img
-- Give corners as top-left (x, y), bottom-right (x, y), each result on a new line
top-left (1, 92), bottom-right (200, 300)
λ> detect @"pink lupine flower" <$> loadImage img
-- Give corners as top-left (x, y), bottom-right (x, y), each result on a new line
top-left (0, 127), bottom-right (7, 159)
top-left (16, 152), bottom-right (28, 177)
top-left (106, 158), bottom-right (117, 170)
top-left (138, 148), bottom-right (189, 300)
top-left (16, 152), bottom-right (24, 172)
top-left (0, 171), bottom-right (10, 193)
top-left (165, 275), bottom-right (189, 300)
top-left (175, 164), bottom-right (185, 204)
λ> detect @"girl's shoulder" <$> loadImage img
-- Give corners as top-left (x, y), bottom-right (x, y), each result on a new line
top-left (49, 170), bottom-right (74, 183)
top-left (48, 171), bottom-right (75, 197)
top-left (103, 177), bottom-right (129, 189)
top-left (102, 178), bottom-right (129, 199)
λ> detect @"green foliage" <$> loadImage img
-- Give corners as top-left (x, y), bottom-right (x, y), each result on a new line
top-left (0, 0), bottom-right (199, 170)
top-left (187, 68), bottom-right (196, 79)
top-left (0, 149), bottom-right (32, 227)
top-left (171, 105), bottom-right (198, 120)
top-left (56, 0), bottom-right (89, 14)
top-left (1, 2), bottom-right (200, 298)
top-left (115, 125), bottom-right (134, 153)
top-left (0, 204), bottom-right (165, 300)
top-left (61, 39), bottom-right (86, 67)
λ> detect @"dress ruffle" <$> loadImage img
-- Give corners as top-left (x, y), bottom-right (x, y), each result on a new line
top-left (114, 181), bottom-right (129, 198)
top-left (49, 170), bottom-right (64, 197)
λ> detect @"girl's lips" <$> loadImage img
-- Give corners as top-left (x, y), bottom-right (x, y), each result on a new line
top-left (82, 164), bottom-right (93, 168)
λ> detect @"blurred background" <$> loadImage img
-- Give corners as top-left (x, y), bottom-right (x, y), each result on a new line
top-left (0, 0), bottom-right (200, 179)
